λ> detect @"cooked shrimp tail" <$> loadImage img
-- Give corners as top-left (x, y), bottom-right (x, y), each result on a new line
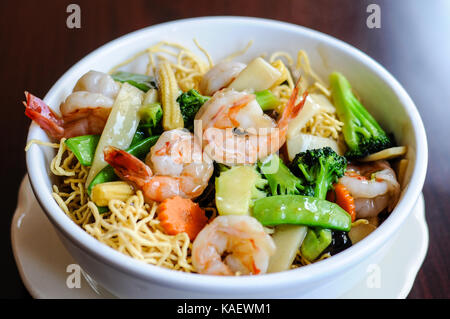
top-left (278, 80), bottom-right (308, 130)
top-left (25, 71), bottom-right (116, 139)
top-left (272, 81), bottom-right (308, 150)
top-left (103, 146), bottom-right (153, 189)
top-left (24, 92), bottom-right (65, 139)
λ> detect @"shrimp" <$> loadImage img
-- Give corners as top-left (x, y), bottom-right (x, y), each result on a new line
top-left (73, 70), bottom-right (120, 99)
top-left (339, 160), bottom-right (400, 218)
top-left (199, 61), bottom-right (246, 96)
top-left (24, 71), bottom-right (118, 139)
top-left (195, 84), bottom-right (308, 165)
top-left (104, 129), bottom-right (214, 202)
top-left (192, 215), bottom-right (276, 276)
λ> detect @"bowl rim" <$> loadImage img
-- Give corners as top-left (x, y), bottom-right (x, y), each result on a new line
top-left (26, 16), bottom-right (428, 293)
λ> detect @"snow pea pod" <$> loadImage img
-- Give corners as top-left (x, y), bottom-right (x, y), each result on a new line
top-left (252, 195), bottom-right (351, 231)
top-left (111, 71), bottom-right (157, 92)
top-left (64, 127), bottom-right (149, 167)
top-left (64, 135), bottom-right (100, 166)
top-left (130, 128), bottom-right (146, 145)
top-left (128, 134), bottom-right (160, 159)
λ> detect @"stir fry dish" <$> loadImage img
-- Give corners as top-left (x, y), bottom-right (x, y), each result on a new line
top-left (24, 41), bottom-right (408, 275)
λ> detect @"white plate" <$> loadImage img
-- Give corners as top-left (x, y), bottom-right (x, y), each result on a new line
top-left (11, 175), bottom-right (428, 299)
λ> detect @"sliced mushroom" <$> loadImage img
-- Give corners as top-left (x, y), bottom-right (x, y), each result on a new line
top-left (348, 223), bottom-right (377, 244)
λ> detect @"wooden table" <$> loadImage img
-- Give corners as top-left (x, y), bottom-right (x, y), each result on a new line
top-left (1, 0), bottom-right (448, 298)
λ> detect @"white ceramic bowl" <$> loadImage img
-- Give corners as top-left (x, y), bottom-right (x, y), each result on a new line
top-left (26, 17), bottom-right (427, 298)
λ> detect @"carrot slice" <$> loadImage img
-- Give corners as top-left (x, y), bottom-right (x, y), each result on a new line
top-left (157, 196), bottom-right (208, 240)
top-left (331, 184), bottom-right (356, 222)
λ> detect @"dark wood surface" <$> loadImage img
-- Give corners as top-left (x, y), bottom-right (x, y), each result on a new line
top-left (0, 0), bottom-right (448, 299)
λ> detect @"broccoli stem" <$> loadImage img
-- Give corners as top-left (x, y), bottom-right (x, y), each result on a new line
top-left (255, 90), bottom-right (280, 111)
top-left (330, 72), bottom-right (392, 158)
top-left (314, 159), bottom-right (328, 200)
top-left (258, 154), bottom-right (303, 195)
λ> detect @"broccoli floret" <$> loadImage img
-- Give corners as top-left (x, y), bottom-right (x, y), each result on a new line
top-left (177, 89), bottom-right (210, 130)
top-left (251, 172), bottom-right (269, 204)
top-left (292, 146), bottom-right (349, 261)
top-left (138, 102), bottom-right (163, 135)
top-left (292, 147), bottom-right (347, 200)
top-left (329, 72), bottom-right (392, 158)
top-left (258, 154), bottom-right (304, 195)
top-left (139, 102), bottom-right (162, 127)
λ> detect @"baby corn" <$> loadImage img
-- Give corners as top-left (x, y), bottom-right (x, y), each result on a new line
top-left (91, 181), bottom-right (134, 207)
top-left (157, 62), bottom-right (184, 130)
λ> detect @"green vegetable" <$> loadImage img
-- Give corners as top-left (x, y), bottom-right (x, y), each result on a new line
top-left (329, 72), bottom-right (392, 158)
top-left (215, 166), bottom-right (267, 216)
top-left (252, 195), bottom-right (351, 231)
top-left (292, 147), bottom-right (347, 200)
top-left (300, 228), bottom-right (332, 261)
top-left (139, 103), bottom-right (162, 127)
top-left (88, 166), bottom-right (116, 196)
top-left (255, 90), bottom-right (280, 111)
top-left (97, 205), bottom-right (110, 214)
top-left (126, 135), bottom-right (160, 159)
top-left (139, 102), bottom-right (163, 135)
top-left (111, 71), bottom-right (157, 92)
top-left (291, 147), bottom-right (348, 260)
top-left (65, 129), bottom-right (148, 168)
top-left (177, 89), bottom-right (210, 130)
top-left (64, 135), bottom-right (100, 166)
top-left (258, 154), bottom-right (304, 195)
top-left (87, 135), bottom-right (160, 195)
top-left (130, 129), bottom-right (146, 145)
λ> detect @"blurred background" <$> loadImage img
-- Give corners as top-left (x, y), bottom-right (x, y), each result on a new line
top-left (0, 0), bottom-right (448, 298)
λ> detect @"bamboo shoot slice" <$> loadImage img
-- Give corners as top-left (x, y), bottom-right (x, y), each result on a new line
top-left (395, 158), bottom-right (409, 188)
top-left (267, 225), bottom-right (307, 273)
top-left (308, 93), bottom-right (336, 113)
top-left (286, 93), bottom-right (336, 139)
top-left (287, 95), bottom-right (320, 139)
top-left (86, 83), bottom-right (144, 187)
top-left (286, 93), bottom-right (331, 139)
top-left (228, 57), bottom-right (281, 92)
